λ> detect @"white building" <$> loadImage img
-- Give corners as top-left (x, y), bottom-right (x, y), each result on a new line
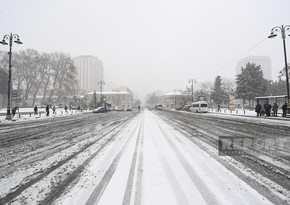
top-left (74, 55), bottom-right (104, 93)
top-left (236, 56), bottom-right (272, 80)
top-left (87, 86), bottom-right (135, 109)
top-left (159, 91), bottom-right (190, 108)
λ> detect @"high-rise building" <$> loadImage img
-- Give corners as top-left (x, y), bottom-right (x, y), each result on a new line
top-left (236, 56), bottom-right (272, 80)
top-left (74, 55), bottom-right (104, 93)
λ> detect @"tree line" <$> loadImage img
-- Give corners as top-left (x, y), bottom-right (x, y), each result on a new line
top-left (0, 49), bottom-right (78, 107)
top-left (146, 62), bottom-right (289, 108)
top-left (211, 63), bottom-right (288, 108)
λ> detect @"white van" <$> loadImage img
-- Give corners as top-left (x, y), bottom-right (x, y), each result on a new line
top-left (189, 101), bottom-right (208, 113)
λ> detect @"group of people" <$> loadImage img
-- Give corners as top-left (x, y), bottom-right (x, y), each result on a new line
top-left (34, 105), bottom-right (57, 116)
top-left (255, 102), bottom-right (288, 117)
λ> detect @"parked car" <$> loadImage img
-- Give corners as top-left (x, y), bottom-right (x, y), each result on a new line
top-left (175, 106), bottom-right (183, 110)
top-left (113, 106), bottom-right (124, 111)
top-left (155, 104), bottom-right (163, 110)
top-left (182, 104), bottom-right (191, 112)
top-left (92, 107), bottom-right (107, 113)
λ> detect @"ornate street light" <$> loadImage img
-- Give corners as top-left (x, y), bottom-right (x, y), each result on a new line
top-left (0, 33), bottom-right (23, 120)
top-left (268, 25), bottom-right (290, 115)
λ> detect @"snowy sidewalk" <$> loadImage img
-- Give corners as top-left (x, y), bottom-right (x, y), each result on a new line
top-left (0, 108), bottom-right (88, 123)
top-left (208, 108), bottom-right (290, 121)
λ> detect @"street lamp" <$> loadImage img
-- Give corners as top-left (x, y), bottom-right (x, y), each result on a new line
top-left (98, 80), bottom-right (105, 102)
top-left (188, 79), bottom-right (196, 102)
top-left (268, 25), bottom-right (290, 115)
top-left (0, 33), bottom-right (23, 120)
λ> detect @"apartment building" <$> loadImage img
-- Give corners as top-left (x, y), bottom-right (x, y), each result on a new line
top-left (74, 55), bottom-right (104, 93)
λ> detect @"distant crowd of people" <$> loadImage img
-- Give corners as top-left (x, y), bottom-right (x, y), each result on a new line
top-left (255, 102), bottom-right (288, 117)
top-left (33, 104), bottom-right (80, 116)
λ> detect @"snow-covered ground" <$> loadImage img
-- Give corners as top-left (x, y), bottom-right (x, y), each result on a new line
top-left (1, 109), bottom-right (289, 204)
top-left (54, 110), bottom-right (273, 204)
top-left (0, 107), bottom-right (87, 122)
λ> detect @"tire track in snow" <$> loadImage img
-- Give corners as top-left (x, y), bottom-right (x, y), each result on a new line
top-left (156, 110), bottom-right (290, 204)
top-left (133, 114), bottom-right (144, 205)
top-left (0, 115), bottom-right (133, 205)
top-left (122, 114), bottom-right (144, 205)
top-left (146, 117), bottom-right (191, 205)
top-left (152, 113), bottom-right (220, 205)
top-left (0, 114), bottom-right (133, 178)
top-left (85, 115), bottom-right (143, 205)
top-left (39, 117), bottom-right (135, 205)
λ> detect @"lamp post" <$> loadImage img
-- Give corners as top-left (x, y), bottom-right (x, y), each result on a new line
top-left (98, 80), bottom-right (105, 102)
top-left (268, 26), bottom-right (290, 109)
top-left (0, 33), bottom-right (23, 120)
top-left (188, 79), bottom-right (196, 103)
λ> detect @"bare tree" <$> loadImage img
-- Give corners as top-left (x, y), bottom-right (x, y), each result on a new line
top-left (31, 53), bottom-right (52, 106)
top-left (4, 49), bottom-right (79, 106)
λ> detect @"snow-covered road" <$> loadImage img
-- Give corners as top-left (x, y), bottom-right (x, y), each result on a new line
top-left (1, 109), bottom-right (289, 204)
top-left (55, 110), bottom-right (272, 204)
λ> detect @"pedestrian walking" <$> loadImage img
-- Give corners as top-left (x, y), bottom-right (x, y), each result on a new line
top-left (272, 103), bottom-right (278, 117)
top-left (138, 105), bottom-right (141, 112)
top-left (46, 105), bottom-right (50, 116)
top-left (12, 107), bottom-right (16, 117)
top-left (217, 104), bottom-right (221, 112)
top-left (64, 105), bottom-right (68, 113)
top-left (34, 105), bottom-right (38, 115)
top-left (282, 103), bottom-right (287, 117)
top-left (52, 105), bottom-right (56, 115)
top-left (255, 102), bottom-right (262, 116)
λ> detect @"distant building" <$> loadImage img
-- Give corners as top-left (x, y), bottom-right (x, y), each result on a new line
top-left (236, 56), bottom-right (272, 80)
top-left (74, 55), bottom-right (104, 93)
top-left (159, 91), bottom-right (190, 108)
top-left (87, 86), bottom-right (135, 109)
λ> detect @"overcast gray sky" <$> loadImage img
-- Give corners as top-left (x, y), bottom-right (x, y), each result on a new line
top-left (1, 0), bottom-right (290, 101)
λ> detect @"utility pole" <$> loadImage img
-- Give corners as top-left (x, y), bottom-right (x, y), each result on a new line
top-left (98, 80), bottom-right (105, 102)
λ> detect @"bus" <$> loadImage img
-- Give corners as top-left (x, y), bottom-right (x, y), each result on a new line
top-left (189, 101), bottom-right (208, 113)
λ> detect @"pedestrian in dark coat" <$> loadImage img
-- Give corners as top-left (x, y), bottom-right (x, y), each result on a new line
top-left (34, 105), bottom-right (38, 115)
top-left (52, 106), bottom-right (56, 115)
top-left (282, 103), bottom-right (288, 117)
top-left (64, 105), bottom-right (68, 113)
top-left (264, 102), bottom-right (271, 117)
top-left (12, 107), bottom-right (16, 117)
top-left (272, 103), bottom-right (278, 117)
top-left (255, 103), bottom-right (262, 116)
top-left (46, 105), bottom-right (50, 116)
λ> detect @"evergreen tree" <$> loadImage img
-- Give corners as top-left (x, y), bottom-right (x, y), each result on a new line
top-left (211, 75), bottom-right (226, 105)
top-left (235, 62), bottom-right (267, 106)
